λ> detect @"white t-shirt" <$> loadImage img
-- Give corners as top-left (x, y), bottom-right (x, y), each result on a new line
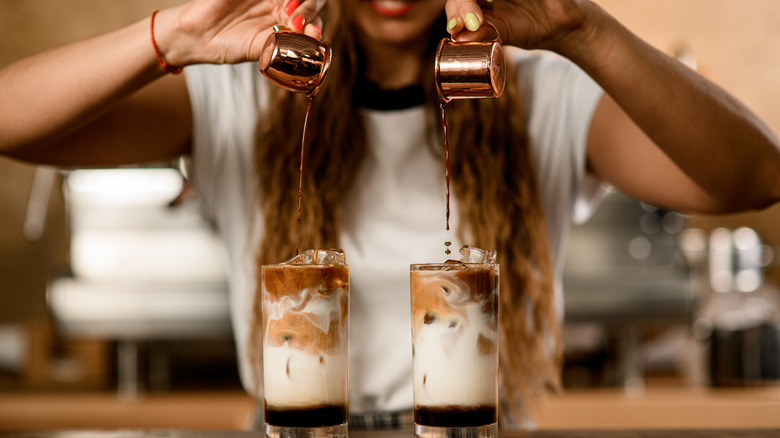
top-left (185, 48), bottom-right (604, 413)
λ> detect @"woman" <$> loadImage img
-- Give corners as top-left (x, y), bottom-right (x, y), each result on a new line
top-left (1, 0), bottom-right (779, 428)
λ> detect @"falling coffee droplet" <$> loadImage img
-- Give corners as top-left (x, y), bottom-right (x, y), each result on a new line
top-left (441, 101), bottom-right (454, 258)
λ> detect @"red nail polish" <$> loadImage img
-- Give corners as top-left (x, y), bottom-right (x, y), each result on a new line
top-left (292, 15), bottom-right (305, 31)
top-left (284, 0), bottom-right (299, 17)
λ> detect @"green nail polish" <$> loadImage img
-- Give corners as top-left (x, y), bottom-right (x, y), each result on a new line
top-left (447, 18), bottom-right (458, 31)
top-left (465, 13), bottom-right (480, 32)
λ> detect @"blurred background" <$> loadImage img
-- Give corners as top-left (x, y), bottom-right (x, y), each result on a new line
top-left (1, 0), bottom-right (779, 431)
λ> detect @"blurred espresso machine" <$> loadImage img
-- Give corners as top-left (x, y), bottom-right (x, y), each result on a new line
top-left (47, 166), bottom-right (233, 395)
top-left (562, 189), bottom-right (780, 390)
top-left (687, 227), bottom-right (780, 386)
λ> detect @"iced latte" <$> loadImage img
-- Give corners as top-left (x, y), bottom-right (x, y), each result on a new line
top-left (261, 249), bottom-right (349, 437)
top-left (410, 246), bottom-right (499, 437)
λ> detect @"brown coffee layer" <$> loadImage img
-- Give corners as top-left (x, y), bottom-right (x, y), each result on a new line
top-left (262, 264), bottom-right (349, 355)
top-left (262, 264), bottom-right (348, 303)
top-left (410, 266), bottom-right (498, 336)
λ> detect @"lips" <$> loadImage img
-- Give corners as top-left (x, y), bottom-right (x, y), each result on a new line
top-left (369, 0), bottom-right (415, 17)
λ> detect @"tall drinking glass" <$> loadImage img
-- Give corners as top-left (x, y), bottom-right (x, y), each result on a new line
top-left (261, 249), bottom-right (349, 438)
top-left (410, 246), bottom-right (499, 438)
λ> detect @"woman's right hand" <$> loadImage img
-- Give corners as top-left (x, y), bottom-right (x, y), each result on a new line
top-left (1, 0), bottom-right (330, 164)
top-left (158, 0), bottom-right (328, 68)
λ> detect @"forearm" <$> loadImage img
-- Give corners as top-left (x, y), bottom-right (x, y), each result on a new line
top-left (559, 3), bottom-right (780, 210)
top-left (0, 10), bottom-right (178, 154)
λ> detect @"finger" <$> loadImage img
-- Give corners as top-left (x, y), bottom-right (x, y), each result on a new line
top-left (452, 0), bottom-right (484, 32)
top-left (285, 0), bottom-right (328, 32)
top-left (303, 17), bottom-right (323, 39)
top-left (452, 20), bottom-right (499, 42)
top-left (289, 15), bottom-right (306, 31)
top-left (304, 24), bottom-right (321, 40)
top-left (444, 0), bottom-right (464, 35)
top-left (283, 0), bottom-right (300, 17)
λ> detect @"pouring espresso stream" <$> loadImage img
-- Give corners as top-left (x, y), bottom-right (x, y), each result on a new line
top-left (435, 23), bottom-right (506, 255)
top-left (259, 26), bottom-right (332, 255)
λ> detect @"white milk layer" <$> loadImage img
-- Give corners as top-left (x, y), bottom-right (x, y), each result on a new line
top-left (262, 284), bottom-right (348, 408)
top-left (263, 343), bottom-right (348, 408)
top-left (413, 303), bottom-right (497, 406)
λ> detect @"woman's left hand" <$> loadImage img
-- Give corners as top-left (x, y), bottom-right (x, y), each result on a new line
top-left (444, 0), bottom-right (595, 54)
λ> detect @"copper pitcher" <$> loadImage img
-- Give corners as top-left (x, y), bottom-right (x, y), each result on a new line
top-left (435, 23), bottom-right (505, 102)
top-left (259, 25), bottom-right (332, 97)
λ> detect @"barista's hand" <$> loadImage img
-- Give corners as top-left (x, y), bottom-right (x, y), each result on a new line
top-left (444, 0), bottom-right (598, 56)
top-left (154, 0), bottom-right (326, 67)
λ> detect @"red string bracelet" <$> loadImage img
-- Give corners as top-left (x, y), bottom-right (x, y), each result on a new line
top-left (150, 10), bottom-right (183, 75)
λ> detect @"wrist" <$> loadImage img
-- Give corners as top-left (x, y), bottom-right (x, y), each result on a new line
top-left (546, 1), bottom-right (613, 69)
top-left (149, 7), bottom-right (189, 71)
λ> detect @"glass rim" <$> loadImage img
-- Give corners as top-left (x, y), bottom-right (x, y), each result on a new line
top-left (410, 262), bottom-right (499, 270)
top-left (261, 263), bottom-right (349, 269)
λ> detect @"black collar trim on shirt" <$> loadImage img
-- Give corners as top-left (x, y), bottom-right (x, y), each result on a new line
top-left (353, 79), bottom-right (425, 111)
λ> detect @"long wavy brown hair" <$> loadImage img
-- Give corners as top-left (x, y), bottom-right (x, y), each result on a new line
top-left (249, 1), bottom-right (560, 427)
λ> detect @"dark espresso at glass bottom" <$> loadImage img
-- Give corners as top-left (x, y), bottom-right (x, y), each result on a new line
top-left (265, 404), bottom-right (348, 428)
top-left (414, 405), bottom-right (497, 428)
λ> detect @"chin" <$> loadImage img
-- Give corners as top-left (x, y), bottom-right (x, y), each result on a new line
top-left (368, 22), bottom-right (433, 45)
top-left (352, 0), bottom-right (446, 45)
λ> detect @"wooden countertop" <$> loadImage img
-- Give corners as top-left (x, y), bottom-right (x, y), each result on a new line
top-left (2, 387), bottom-right (780, 431)
top-left (1, 430), bottom-right (779, 438)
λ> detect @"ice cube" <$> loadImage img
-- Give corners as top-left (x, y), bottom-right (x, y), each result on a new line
top-left (440, 259), bottom-right (467, 270)
top-left (313, 248), bottom-right (346, 265)
top-left (286, 248), bottom-right (346, 265)
top-left (459, 245), bottom-right (497, 264)
top-left (286, 249), bottom-right (314, 265)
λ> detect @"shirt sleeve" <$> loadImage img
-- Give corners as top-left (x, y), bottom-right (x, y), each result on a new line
top-left (516, 51), bottom-right (606, 224)
top-left (184, 62), bottom-right (266, 221)
top-left (184, 63), bottom-right (267, 393)
top-left (511, 50), bottom-right (605, 277)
